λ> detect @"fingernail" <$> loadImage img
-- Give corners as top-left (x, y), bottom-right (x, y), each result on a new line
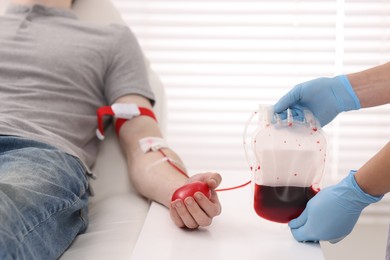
top-left (210, 178), bottom-right (217, 185)
top-left (195, 192), bottom-right (202, 200)
top-left (175, 201), bottom-right (182, 208)
top-left (185, 197), bottom-right (193, 205)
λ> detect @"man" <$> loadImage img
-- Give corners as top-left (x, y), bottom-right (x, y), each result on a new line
top-left (0, 0), bottom-right (222, 259)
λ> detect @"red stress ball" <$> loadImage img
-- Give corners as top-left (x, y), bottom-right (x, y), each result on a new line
top-left (171, 181), bottom-right (211, 201)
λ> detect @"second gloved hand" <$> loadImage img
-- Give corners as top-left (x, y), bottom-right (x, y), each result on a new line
top-left (274, 75), bottom-right (361, 127)
top-left (288, 170), bottom-right (382, 243)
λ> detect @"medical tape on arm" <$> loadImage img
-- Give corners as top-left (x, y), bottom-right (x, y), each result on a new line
top-left (141, 137), bottom-right (251, 192)
top-left (96, 103), bottom-right (157, 140)
top-left (140, 137), bottom-right (189, 178)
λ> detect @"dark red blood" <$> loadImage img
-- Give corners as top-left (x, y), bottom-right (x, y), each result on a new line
top-left (254, 185), bottom-right (318, 223)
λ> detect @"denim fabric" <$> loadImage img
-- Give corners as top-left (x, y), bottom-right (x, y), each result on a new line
top-left (0, 136), bottom-right (89, 260)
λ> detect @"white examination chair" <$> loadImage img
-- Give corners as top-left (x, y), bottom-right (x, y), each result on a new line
top-left (0, 0), bottom-right (166, 259)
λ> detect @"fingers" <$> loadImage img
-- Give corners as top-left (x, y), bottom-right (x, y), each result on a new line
top-left (185, 196), bottom-right (212, 227)
top-left (194, 191), bottom-right (222, 217)
top-left (288, 208), bottom-right (310, 242)
top-left (170, 172), bottom-right (222, 229)
top-left (288, 207), bottom-right (308, 229)
top-left (169, 201), bottom-right (186, 228)
top-left (290, 226), bottom-right (309, 242)
top-left (275, 104), bottom-right (306, 123)
top-left (329, 237), bottom-right (345, 244)
top-left (170, 199), bottom-right (199, 229)
top-left (170, 191), bottom-right (221, 229)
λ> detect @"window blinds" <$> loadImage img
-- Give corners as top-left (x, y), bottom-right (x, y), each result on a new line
top-left (111, 0), bottom-right (390, 223)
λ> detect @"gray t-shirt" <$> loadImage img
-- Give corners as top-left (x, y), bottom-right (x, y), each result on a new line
top-left (0, 4), bottom-right (155, 169)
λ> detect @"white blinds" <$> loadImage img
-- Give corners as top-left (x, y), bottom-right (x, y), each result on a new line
top-left (111, 0), bottom-right (390, 223)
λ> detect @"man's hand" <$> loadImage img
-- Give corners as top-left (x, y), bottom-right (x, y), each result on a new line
top-left (169, 172), bottom-right (222, 229)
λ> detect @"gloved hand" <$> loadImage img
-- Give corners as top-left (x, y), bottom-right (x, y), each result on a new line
top-left (274, 75), bottom-right (361, 127)
top-left (289, 170), bottom-right (382, 243)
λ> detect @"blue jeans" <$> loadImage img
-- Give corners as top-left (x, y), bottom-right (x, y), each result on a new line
top-left (0, 136), bottom-right (89, 260)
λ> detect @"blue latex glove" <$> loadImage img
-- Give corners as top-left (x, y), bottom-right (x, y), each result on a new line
top-left (289, 171), bottom-right (382, 243)
top-left (274, 75), bottom-right (361, 127)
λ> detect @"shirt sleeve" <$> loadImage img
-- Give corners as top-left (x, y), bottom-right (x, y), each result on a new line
top-left (104, 25), bottom-right (155, 105)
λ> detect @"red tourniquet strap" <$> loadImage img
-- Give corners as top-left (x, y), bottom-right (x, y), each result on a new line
top-left (115, 107), bottom-right (157, 136)
top-left (96, 106), bottom-right (115, 140)
top-left (139, 107), bottom-right (158, 121)
top-left (96, 105), bottom-right (157, 140)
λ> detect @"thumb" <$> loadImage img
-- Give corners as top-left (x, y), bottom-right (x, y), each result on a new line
top-left (274, 91), bottom-right (296, 113)
top-left (288, 209), bottom-right (316, 242)
top-left (288, 207), bottom-right (308, 229)
top-left (205, 172), bottom-right (222, 189)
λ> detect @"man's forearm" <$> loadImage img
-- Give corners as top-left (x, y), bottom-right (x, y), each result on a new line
top-left (112, 95), bottom-right (189, 207)
top-left (126, 145), bottom-right (188, 207)
top-left (347, 62), bottom-right (390, 108)
top-left (118, 116), bottom-right (188, 207)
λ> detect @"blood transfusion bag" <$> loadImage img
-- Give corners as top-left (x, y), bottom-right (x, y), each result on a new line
top-left (244, 105), bottom-right (327, 223)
